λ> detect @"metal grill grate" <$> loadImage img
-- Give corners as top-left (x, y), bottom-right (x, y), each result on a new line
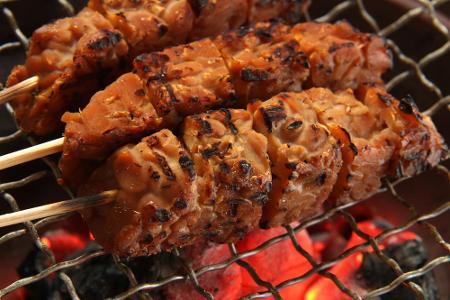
top-left (0, 1), bottom-right (449, 299)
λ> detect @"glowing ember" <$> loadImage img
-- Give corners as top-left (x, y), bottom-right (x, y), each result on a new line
top-left (40, 229), bottom-right (88, 262)
top-left (17, 217), bottom-right (433, 300)
top-left (304, 220), bottom-right (420, 300)
top-left (165, 224), bottom-right (318, 299)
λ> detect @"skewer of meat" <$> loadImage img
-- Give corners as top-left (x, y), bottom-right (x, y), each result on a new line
top-left (4, 0), bottom-right (309, 135)
top-left (0, 87), bottom-right (444, 257)
top-left (60, 20), bottom-right (392, 187)
top-left (74, 87), bottom-right (447, 256)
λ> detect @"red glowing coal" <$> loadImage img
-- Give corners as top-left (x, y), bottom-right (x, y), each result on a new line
top-left (16, 214), bottom-right (428, 300)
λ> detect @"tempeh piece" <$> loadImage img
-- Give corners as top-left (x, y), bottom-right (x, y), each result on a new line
top-left (357, 85), bottom-right (447, 177)
top-left (88, 0), bottom-right (195, 56)
top-left (188, 0), bottom-right (249, 41)
top-left (80, 129), bottom-right (200, 256)
top-left (304, 88), bottom-right (398, 203)
top-left (182, 109), bottom-right (272, 243)
top-left (80, 109), bottom-right (271, 256)
top-left (134, 39), bottom-right (236, 127)
top-left (249, 93), bottom-right (342, 227)
top-left (214, 22), bottom-right (309, 104)
top-left (7, 8), bottom-right (129, 135)
top-left (291, 22), bottom-right (392, 90)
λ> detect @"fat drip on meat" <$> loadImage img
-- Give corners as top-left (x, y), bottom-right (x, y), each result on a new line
top-left (80, 88), bottom-right (445, 256)
top-left (7, 0), bottom-right (309, 135)
top-left (61, 21), bottom-right (392, 187)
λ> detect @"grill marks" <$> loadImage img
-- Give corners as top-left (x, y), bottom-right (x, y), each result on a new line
top-left (155, 153), bottom-right (176, 181)
top-left (240, 69), bottom-right (270, 81)
top-left (88, 29), bottom-right (123, 50)
top-left (201, 143), bottom-right (220, 159)
top-left (179, 155), bottom-right (196, 180)
top-left (260, 105), bottom-right (287, 132)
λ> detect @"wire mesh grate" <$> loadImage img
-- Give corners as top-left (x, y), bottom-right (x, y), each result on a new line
top-left (0, 0), bottom-right (449, 299)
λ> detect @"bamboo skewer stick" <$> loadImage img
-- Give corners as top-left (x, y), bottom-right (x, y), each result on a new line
top-left (0, 190), bottom-right (118, 228)
top-left (0, 76), bottom-right (39, 104)
top-left (0, 137), bottom-right (64, 170)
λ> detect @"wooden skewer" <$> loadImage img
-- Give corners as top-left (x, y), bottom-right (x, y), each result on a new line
top-left (0, 190), bottom-right (118, 228)
top-left (0, 137), bottom-right (64, 170)
top-left (0, 76), bottom-right (39, 105)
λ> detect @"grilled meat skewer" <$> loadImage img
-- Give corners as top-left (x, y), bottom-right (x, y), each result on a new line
top-left (61, 21), bottom-right (392, 187)
top-left (6, 0), bottom-right (308, 135)
top-left (80, 88), bottom-right (445, 256)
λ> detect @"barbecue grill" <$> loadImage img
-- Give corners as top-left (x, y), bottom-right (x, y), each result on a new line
top-left (0, 0), bottom-right (449, 299)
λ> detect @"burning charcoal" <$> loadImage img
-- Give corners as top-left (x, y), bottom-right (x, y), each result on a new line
top-left (17, 246), bottom-right (57, 300)
top-left (357, 239), bottom-right (439, 300)
top-left (305, 220), bottom-right (440, 300)
top-left (55, 242), bottom-right (175, 299)
top-left (19, 238), bottom-right (177, 300)
top-left (164, 225), bottom-right (318, 299)
top-left (17, 229), bottom-right (89, 300)
top-left (55, 242), bottom-right (131, 299)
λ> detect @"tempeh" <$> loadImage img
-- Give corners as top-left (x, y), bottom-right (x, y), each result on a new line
top-left (7, 0), bottom-right (308, 135)
top-left (79, 87), bottom-right (445, 256)
top-left (61, 21), bottom-right (391, 187)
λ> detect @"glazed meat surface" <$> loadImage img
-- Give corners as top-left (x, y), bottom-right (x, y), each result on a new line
top-left (81, 109), bottom-right (271, 256)
top-left (80, 88), bottom-right (445, 255)
top-left (61, 21), bottom-right (391, 187)
top-left (6, 8), bottom-right (129, 135)
top-left (302, 88), bottom-right (398, 204)
top-left (291, 22), bottom-right (392, 90)
top-left (7, 0), bottom-right (308, 135)
top-left (88, 0), bottom-right (195, 56)
top-left (357, 85), bottom-right (447, 178)
top-left (249, 93), bottom-right (342, 227)
top-left (182, 109), bottom-right (272, 244)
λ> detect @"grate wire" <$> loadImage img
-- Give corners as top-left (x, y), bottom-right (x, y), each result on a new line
top-left (0, 0), bottom-right (449, 299)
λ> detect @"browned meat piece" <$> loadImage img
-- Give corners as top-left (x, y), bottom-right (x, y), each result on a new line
top-left (79, 129), bottom-right (200, 256)
top-left (249, 93), bottom-right (342, 227)
top-left (214, 22), bottom-right (309, 104)
top-left (188, 0), bottom-right (249, 41)
top-left (80, 88), bottom-right (445, 256)
top-left (291, 22), bottom-right (392, 90)
top-left (88, 0), bottom-right (195, 56)
top-left (182, 109), bottom-right (272, 243)
top-left (61, 72), bottom-right (162, 185)
top-left (188, 0), bottom-right (309, 40)
top-left (61, 21), bottom-right (390, 187)
top-left (81, 109), bottom-right (271, 256)
top-left (6, 8), bottom-right (129, 135)
top-left (134, 39), bottom-right (235, 127)
top-left (304, 88), bottom-right (398, 203)
top-left (8, 0), bottom-right (308, 136)
top-left (302, 87), bottom-right (446, 204)
top-left (248, 0), bottom-right (310, 24)
top-left (357, 85), bottom-right (447, 178)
